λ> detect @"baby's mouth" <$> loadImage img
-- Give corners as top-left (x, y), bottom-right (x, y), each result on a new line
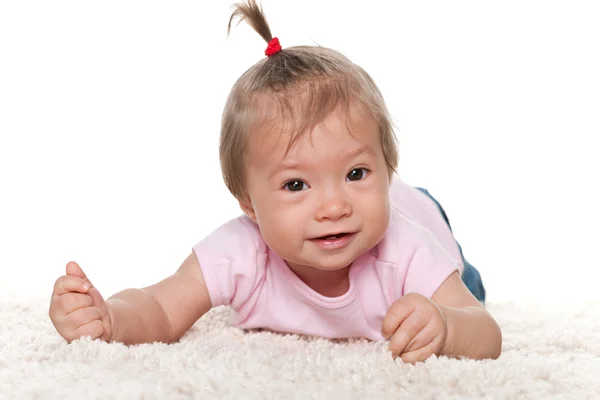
top-left (312, 232), bottom-right (352, 240)
top-left (309, 232), bottom-right (356, 250)
top-left (316, 232), bottom-right (350, 240)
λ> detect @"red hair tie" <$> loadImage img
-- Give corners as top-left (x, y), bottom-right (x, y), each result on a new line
top-left (265, 37), bottom-right (282, 57)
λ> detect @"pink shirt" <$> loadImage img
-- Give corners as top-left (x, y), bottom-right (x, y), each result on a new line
top-left (192, 177), bottom-right (462, 341)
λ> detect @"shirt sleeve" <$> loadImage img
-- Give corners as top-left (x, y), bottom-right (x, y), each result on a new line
top-left (394, 226), bottom-right (461, 299)
top-left (191, 216), bottom-right (266, 311)
top-left (388, 177), bottom-right (464, 275)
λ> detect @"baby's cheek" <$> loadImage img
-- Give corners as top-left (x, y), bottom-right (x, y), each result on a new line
top-left (259, 209), bottom-right (299, 250)
top-left (366, 193), bottom-right (390, 235)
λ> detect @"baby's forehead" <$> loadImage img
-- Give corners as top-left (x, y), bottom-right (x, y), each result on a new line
top-left (249, 111), bottom-right (381, 166)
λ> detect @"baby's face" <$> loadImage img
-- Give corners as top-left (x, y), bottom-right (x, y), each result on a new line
top-left (241, 102), bottom-right (391, 272)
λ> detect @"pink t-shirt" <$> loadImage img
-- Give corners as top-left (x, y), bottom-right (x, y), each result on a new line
top-left (192, 177), bottom-right (462, 341)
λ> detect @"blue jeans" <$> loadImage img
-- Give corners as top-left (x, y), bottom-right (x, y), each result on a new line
top-left (415, 187), bottom-right (486, 303)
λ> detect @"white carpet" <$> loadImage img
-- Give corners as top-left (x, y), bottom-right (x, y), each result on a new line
top-left (1, 299), bottom-right (600, 399)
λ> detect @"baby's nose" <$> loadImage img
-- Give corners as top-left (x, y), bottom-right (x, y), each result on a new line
top-left (315, 196), bottom-right (352, 221)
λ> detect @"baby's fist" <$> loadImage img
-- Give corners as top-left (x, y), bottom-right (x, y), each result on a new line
top-left (49, 261), bottom-right (112, 343)
top-left (382, 292), bottom-right (447, 364)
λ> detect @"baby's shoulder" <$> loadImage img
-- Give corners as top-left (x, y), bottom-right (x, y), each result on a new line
top-left (373, 209), bottom-right (460, 300)
top-left (194, 215), bottom-right (267, 258)
top-left (191, 215), bottom-right (269, 309)
top-left (375, 210), bottom-right (444, 264)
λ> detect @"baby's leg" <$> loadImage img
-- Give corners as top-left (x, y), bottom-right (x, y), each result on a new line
top-left (414, 187), bottom-right (486, 304)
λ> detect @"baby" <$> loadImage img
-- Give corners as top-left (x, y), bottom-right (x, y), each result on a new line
top-left (49, 0), bottom-right (501, 364)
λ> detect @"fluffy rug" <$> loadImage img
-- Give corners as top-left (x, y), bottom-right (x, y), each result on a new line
top-left (1, 298), bottom-right (600, 399)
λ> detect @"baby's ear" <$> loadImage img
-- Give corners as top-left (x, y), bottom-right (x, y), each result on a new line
top-left (238, 198), bottom-right (257, 223)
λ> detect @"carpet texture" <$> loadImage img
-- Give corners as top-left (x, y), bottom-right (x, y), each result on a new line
top-left (1, 299), bottom-right (599, 399)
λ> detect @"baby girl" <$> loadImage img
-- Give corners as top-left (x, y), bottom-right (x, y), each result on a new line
top-left (49, 0), bottom-right (501, 364)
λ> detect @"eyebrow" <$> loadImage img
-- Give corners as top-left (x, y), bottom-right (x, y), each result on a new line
top-left (268, 145), bottom-right (376, 178)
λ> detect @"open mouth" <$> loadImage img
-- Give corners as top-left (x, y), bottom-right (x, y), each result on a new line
top-left (310, 232), bottom-right (356, 250)
top-left (315, 232), bottom-right (350, 240)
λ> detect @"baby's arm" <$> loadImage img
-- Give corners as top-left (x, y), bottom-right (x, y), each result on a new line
top-left (106, 252), bottom-right (211, 345)
top-left (431, 272), bottom-right (502, 359)
top-left (50, 252), bottom-right (211, 345)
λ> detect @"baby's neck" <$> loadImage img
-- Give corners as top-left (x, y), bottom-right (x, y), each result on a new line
top-left (286, 262), bottom-right (351, 298)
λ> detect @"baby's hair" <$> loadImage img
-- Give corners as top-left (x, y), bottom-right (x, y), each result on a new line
top-left (221, 0), bottom-right (398, 201)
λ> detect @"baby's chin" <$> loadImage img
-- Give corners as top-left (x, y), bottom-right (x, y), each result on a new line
top-left (307, 262), bottom-right (353, 272)
top-left (287, 252), bottom-right (361, 272)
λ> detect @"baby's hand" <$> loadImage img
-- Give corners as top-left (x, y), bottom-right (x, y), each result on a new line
top-left (49, 261), bottom-right (112, 343)
top-left (381, 292), bottom-right (447, 364)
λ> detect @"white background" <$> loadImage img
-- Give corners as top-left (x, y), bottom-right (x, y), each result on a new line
top-left (1, 0), bottom-right (599, 304)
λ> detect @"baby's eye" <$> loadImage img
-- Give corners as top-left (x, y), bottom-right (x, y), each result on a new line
top-left (284, 180), bottom-right (308, 192)
top-left (346, 168), bottom-right (369, 182)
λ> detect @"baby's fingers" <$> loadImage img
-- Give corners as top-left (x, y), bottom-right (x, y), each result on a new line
top-left (53, 275), bottom-right (90, 296)
top-left (401, 317), bottom-right (441, 354)
top-left (65, 320), bottom-right (107, 343)
top-left (399, 337), bottom-right (441, 364)
top-left (53, 292), bottom-right (93, 316)
top-left (64, 306), bottom-right (104, 333)
top-left (381, 301), bottom-right (416, 339)
top-left (388, 312), bottom-right (428, 356)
